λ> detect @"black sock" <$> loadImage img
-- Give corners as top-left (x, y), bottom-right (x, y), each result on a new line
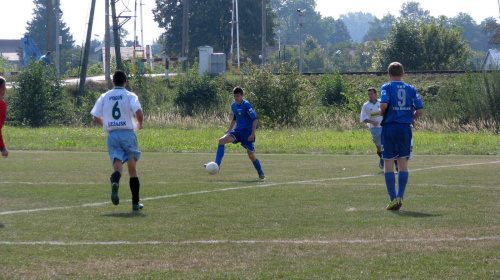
top-left (130, 177), bottom-right (140, 205)
top-left (110, 171), bottom-right (121, 184)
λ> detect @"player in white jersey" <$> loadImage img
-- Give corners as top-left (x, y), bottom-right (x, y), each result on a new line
top-left (360, 87), bottom-right (384, 169)
top-left (91, 70), bottom-right (145, 211)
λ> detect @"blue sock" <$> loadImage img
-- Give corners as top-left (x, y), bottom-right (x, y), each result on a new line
top-left (396, 171), bottom-right (409, 199)
top-left (384, 172), bottom-right (396, 201)
top-left (215, 145), bottom-right (225, 166)
top-left (252, 158), bottom-right (264, 175)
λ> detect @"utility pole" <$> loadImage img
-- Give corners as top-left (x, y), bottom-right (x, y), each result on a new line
top-left (181, 0), bottom-right (189, 71)
top-left (55, 0), bottom-right (61, 78)
top-left (261, 0), bottom-right (266, 66)
top-left (111, 0), bottom-right (124, 71)
top-left (105, 0), bottom-right (111, 85)
top-left (297, 9), bottom-right (306, 74)
top-left (47, 0), bottom-right (54, 52)
top-left (78, 0), bottom-right (97, 98)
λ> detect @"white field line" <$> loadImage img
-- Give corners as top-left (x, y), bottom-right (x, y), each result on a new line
top-left (1, 236), bottom-right (499, 246)
top-left (0, 160), bottom-right (498, 216)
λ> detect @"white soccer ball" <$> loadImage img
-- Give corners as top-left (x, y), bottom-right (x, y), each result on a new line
top-left (206, 162), bottom-right (219, 175)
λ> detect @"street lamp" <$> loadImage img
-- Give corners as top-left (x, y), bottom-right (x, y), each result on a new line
top-left (297, 9), bottom-right (306, 74)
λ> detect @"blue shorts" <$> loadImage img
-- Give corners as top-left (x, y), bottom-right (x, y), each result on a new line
top-left (107, 130), bottom-right (141, 165)
top-left (381, 123), bottom-right (413, 160)
top-left (228, 129), bottom-right (255, 152)
top-left (370, 127), bottom-right (382, 146)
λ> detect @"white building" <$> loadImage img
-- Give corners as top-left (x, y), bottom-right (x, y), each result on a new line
top-left (482, 49), bottom-right (500, 70)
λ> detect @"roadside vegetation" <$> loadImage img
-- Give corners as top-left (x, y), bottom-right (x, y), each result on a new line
top-left (2, 61), bottom-right (499, 155)
top-left (5, 61), bottom-right (500, 132)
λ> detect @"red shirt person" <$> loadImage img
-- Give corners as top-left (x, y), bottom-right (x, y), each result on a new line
top-left (0, 76), bottom-right (9, 158)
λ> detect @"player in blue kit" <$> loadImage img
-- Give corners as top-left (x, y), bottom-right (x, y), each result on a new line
top-left (379, 62), bottom-right (423, 210)
top-left (207, 86), bottom-right (265, 181)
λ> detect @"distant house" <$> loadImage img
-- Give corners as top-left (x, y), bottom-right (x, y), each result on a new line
top-left (0, 39), bottom-right (22, 68)
top-left (483, 49), bottom-right (500, 70)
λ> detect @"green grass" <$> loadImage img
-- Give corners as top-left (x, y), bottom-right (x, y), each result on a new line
top-left (1, 151), bottom-right (499, 279)
top-left (4, 126), bottom-right (500, 155)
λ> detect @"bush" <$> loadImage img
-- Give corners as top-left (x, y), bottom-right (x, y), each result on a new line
top-left (316, 73), bottom-right (349, 106)
top-left (424, 71), bottom-right (500, 131)
top-left (173, 69), bottom-right (222, 116)
top-left (7, 62), bottom-right (72, 127)
top-left (243, 62), bottom-right (310, 127)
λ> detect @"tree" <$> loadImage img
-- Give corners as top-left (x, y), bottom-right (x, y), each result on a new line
top-left (363, 13), bottom-right (395, 42)
top-left (448, 13), bottom-right (490, 52)
top-left (271, 0), bottom-right (318, 45)
top-left (271, 0), bottom-right (350, 58)
top-left (375, 17), bottom-right (473, 71)
top-left (25, 0), bottom-right (75, 53)
top-left (153, 0), bottom-right (277, 63)
top-left (399, 1), bottom-right (431, 21)
top-left (322, 18), bottom-right (351, 46)
top-left (302, 35), bottom-right (324, 72)
top-left (483, 18), bottom-right (500, 47)
top-left (9, 62), bottom-right (71, 127)
top-left (339, 12), bottom-right (373, 43)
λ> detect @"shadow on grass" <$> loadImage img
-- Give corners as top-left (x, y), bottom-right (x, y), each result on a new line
top-left (102, 212), bottom-right (147, 218)
top-left (393, 211), bottom-right (440, 218)
top-left (0, 223), bottom-right (4, 228)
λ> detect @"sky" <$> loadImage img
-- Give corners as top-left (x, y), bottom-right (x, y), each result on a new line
top-left (2, 0), bottom-right (500, 47)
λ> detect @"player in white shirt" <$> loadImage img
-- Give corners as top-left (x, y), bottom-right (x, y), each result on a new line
top-left (91, 70), bottom-right (145, 211)
top-left (360, 87), bottom-right (385, 169)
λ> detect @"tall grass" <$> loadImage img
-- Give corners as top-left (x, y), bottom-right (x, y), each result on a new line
top-left (4, 67), bottom-right (499, 134)
top-left (422, 71), bottom-right (500, 133)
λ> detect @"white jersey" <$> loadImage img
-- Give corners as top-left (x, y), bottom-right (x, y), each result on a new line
top-left (360, 99), bottom-right (383, 128)
top-left (91, 86), bottom-right (142, 132)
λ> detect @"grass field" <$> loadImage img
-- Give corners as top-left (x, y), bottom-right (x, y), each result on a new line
top-left (1, 151), bottom-right (499, 279)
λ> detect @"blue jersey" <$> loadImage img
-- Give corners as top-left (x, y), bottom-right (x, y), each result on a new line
top-left (380, 81), bottom-right (423, 125)
top-left (231, 100), bottom-right (257, 132)
top-left (40, 55), bottom-right (51, 65)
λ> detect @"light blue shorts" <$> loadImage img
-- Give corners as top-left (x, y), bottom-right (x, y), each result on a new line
top-left (370, 127), bottom-right (382, 146)
top-left (107, 130), bottom-right (141, 165)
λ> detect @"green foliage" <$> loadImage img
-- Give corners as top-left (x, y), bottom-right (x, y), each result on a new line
top-left (243, 62), bottom-right (310, 127)
top-left (376, 18), bottom-right (474, 71)
top-left (7, 62), bottom-right (71, 127)
top-left (363, 14), bottom-right (395, 41)
top-left (424, 71), bottom-right (500, 132)
top-left (74, 90), bottom-right (101, 126)
top-left (339, 12), bottom-right (374, 43)
top-left (0, 56), bottom-right (18, 72)
top-left (271, 1), bottom-right (351, 49)
top-left (64, 62), bottom-right (104, 77)
top-left (315, 73), bottom-right (348, 106)
top-left (483, 19), bottom-right (500, 47)
top-left (173, 69), bottom-right (222, 117)
top-left (448, 13), bottom-right (491, 52)
top-left (128, 74), bottom-right (175, 116)
top-left (153, 0), bottom-right (277, 63)
top-left (26, 0), bottom-right (75, 52)
top-left (341, 76), bottom-right (384, 114)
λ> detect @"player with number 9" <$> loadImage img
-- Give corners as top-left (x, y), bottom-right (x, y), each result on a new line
top-left (379, 62), bottom-right (423, 211)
